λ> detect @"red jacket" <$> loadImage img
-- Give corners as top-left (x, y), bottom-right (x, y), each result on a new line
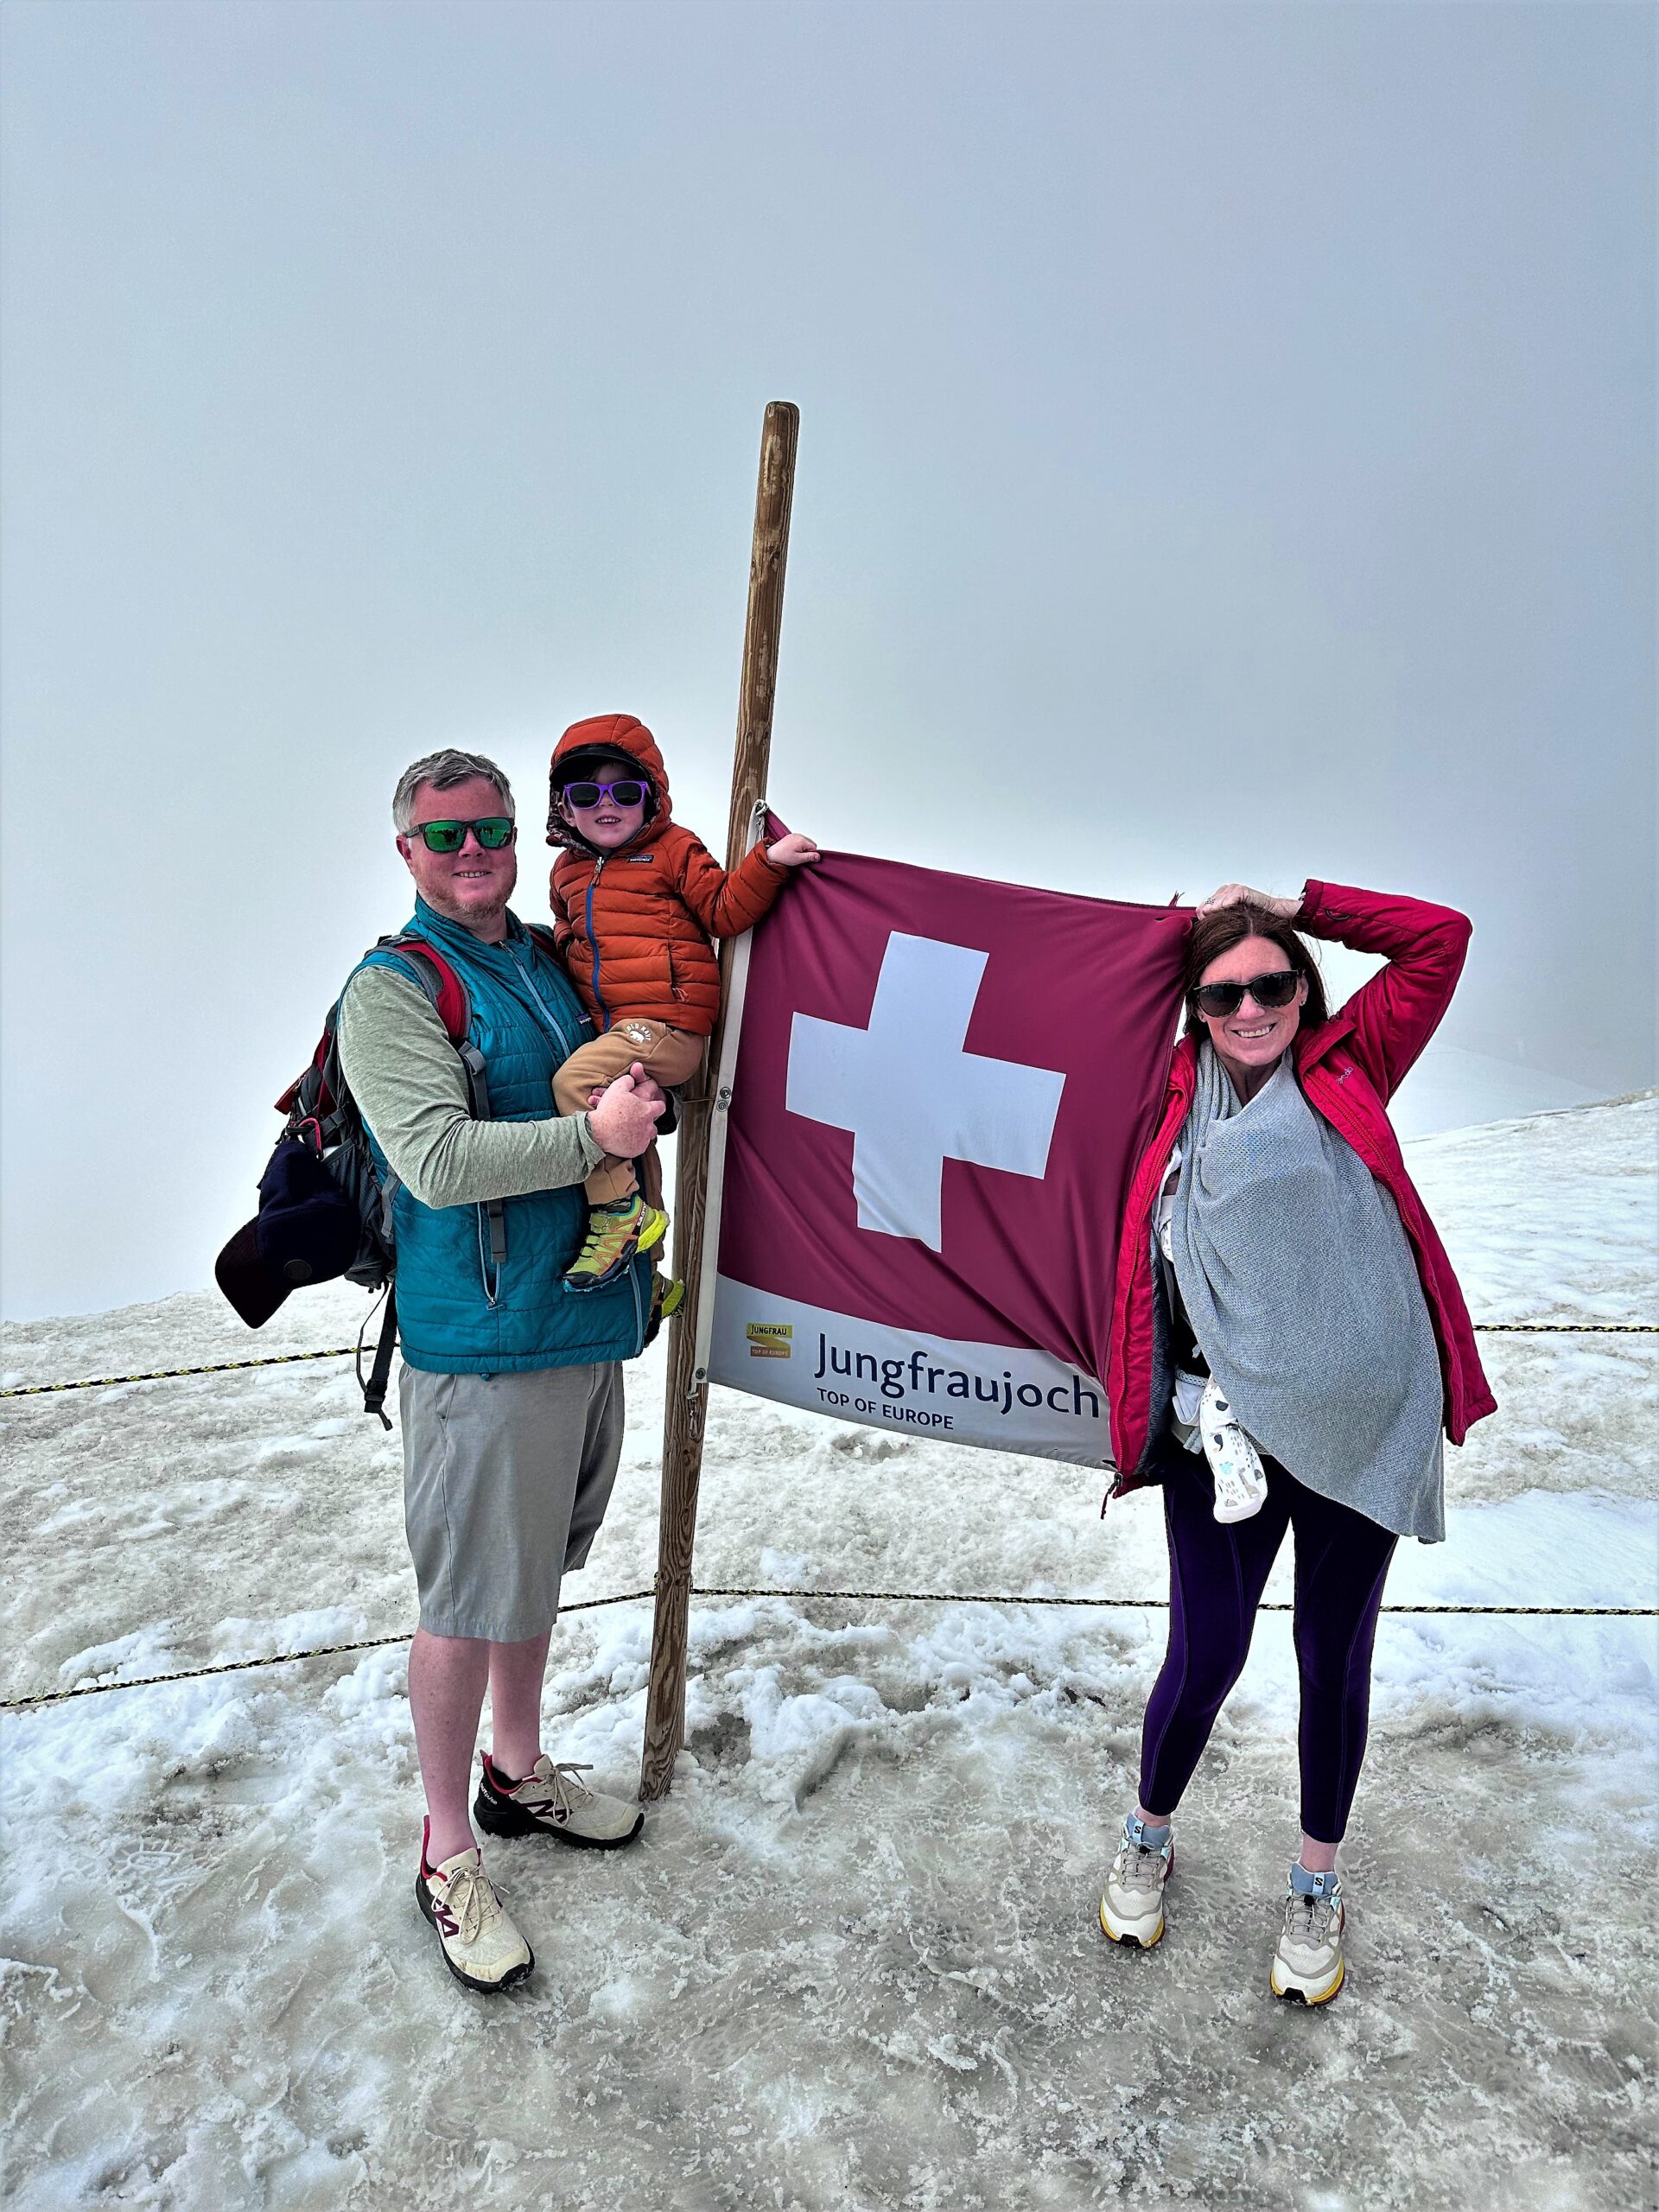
top-left (545, 714), bottom-right (789, 1037)
top-left (1106, 879), bottom-right (1497, 1495)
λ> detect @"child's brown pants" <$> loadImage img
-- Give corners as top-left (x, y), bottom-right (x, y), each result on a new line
top-left (552, 1020), bottom-right (706, 1207)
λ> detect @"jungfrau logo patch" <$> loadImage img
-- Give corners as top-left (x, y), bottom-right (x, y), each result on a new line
top-left (747, 1322), bottom-right (792, 1358)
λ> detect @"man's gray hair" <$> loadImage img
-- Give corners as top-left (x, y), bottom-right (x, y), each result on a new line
top-left (392, 748), bottom-right (516, 833)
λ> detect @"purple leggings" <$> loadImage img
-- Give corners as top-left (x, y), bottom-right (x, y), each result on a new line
top-left (1139, 1440), bottom-right (1398, 1843)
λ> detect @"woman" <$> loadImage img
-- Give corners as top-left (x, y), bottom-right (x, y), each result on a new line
top-left (1098, 878), bottom-right (1496, 2003)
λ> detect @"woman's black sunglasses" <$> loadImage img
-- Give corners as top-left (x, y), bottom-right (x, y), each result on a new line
top-left (1191, 969), bottom-right (1301, 1019)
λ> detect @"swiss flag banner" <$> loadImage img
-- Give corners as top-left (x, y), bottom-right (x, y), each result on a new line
top-left (707, 846), bottom-right (1188, 1464)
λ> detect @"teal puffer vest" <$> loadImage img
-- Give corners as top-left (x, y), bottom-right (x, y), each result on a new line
top-left (358, 897), bottom-right (651, 1374)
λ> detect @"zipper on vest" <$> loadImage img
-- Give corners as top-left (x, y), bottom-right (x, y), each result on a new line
top-left (586, 861), bottom-right (610, 1029)
top-left (475, 1202), bottom-right (501, 1309)
top-left (509, 937), bottom-right (581, 1059)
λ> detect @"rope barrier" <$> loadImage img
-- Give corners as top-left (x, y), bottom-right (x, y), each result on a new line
top-left (1475, 1322), bottom-right (1656, 1334)
top-left (6, 1586), bottom-right (1652, 1713)
top-left (0, 1344), bottom-right (372, 1397)
top-left (3, 1320), bottom-right (1655, 1399)
top-left (1, 1592), bottom-right (655, 1712)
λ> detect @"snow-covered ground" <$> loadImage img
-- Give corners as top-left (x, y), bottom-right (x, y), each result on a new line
top-left (3, 1096), bottom-right (1656, 2211)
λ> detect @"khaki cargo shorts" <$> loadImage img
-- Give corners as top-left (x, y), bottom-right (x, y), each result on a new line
top-left (399, 1361), bottom-right (624, 1642)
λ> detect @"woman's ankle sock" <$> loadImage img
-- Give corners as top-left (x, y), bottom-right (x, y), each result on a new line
top-left (1126, 1814), bottom-right (1173, 1850)
top-left (1291, 1860), bottom-right (1340, 1899)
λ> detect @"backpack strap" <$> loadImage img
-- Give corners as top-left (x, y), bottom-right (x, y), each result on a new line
top-left (373, 935), bottom-right (506, 1268)
top-left (374, 933), bottom-right (472, 1043)
top-left (455, 1043), bottom-right (506, 1264)
top-left (347, 934), bottom-right (509, 1384)
top-left (359, 1282), bottom-right (399, 1431)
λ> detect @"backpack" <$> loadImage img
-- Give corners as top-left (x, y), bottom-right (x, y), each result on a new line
top-left (218, 927), bottom-right (563, 1427)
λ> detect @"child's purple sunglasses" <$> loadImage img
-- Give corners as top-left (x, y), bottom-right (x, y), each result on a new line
top-left (562, 779), bottom-right (649, 810)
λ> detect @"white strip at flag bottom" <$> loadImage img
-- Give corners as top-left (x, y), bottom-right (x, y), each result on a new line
top-left (712, 1281), bottom-right (1109, 1461)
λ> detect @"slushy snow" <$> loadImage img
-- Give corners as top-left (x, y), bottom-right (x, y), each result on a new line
top-left (3, 1096), bottom-right (1655, 2210)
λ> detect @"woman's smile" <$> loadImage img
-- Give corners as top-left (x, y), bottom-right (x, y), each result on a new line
top-left (1194, 933), bottom-right (1308, 1091)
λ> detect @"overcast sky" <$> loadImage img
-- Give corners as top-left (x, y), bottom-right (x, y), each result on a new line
top-left (2, 1), bottom-right (1652, 1319)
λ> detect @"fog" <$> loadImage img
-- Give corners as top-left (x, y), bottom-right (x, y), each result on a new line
top-left (2, 1), bottom-right (1651, 1319)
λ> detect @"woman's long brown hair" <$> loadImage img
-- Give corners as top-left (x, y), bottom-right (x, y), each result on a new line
top-left (1181, 900), bottom-right (1328, 1041)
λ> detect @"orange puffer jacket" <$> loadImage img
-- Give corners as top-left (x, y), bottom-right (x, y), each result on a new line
top-left (546, 714), bottom-right (789, 1037)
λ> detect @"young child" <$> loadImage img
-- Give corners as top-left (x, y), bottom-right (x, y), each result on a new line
top-left (546, 712), bottom-right (819, 1288)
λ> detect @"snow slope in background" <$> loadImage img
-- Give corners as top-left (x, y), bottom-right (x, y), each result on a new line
top-left (1384, 1043), bottom-right (1604, 1139)
top-left (3, 1096), bottom-right (1655, 2210)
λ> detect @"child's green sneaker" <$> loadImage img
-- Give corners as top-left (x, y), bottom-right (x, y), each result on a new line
top-left (563, 1197), bottom-right (668, 1292)
top-left (643, 1272), bottom-right (685, 1347)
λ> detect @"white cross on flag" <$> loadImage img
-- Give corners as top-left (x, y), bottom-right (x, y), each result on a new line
top-left (707, 842), bottom-right (1187, 1463)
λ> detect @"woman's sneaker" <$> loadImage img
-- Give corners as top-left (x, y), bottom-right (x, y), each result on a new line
top-left (415, 1824), bottom-right (533, 1993)
top-left (1270, 1869), bottom-right (1345, 2003)
top-left (563, 1197), bottom-right (669, 1292)
top-left (1099, 1815), bottom-right (1174, 1948)
top-left (474, 1752), bottom-right (645, 1849)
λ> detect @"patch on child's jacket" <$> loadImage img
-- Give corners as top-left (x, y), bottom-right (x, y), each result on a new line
top-left (619, 1021), bottom-right (656, 1046)
top-left (626, 854), bottom-right (657, 863)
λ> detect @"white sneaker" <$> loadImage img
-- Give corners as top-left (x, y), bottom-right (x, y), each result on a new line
top-left (416, 1827), bottom-right (534, 1993)
top-left (474, 1752), bottom-right (645, 1850)
top-left (1198, 1377), bottom-right (1268, 1522)
top-left (1099, 1819), bottom-right (1174, 1948)
top-left (1270, 1873), bottom-right (1346, 2004)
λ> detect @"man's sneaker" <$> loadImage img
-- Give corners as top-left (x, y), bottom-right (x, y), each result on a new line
top-left (1099, 1817), bottom-right (1174, 1948)
top-left (563, 1197), bottom-right (669, 1292)
top-left (415, 1823), bottom-right (533, 1993)
top-left (474, 1752), bottom-right (645, 1850)
top-left (1271, 1872), bottom-right (1346, 2004)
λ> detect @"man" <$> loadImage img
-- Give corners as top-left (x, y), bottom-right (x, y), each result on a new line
top-left (337, 746), bottom-right (666, 1993)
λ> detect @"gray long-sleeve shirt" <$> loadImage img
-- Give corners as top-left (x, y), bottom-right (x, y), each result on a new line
top-left (335, 964), bottom-right (604, 1209)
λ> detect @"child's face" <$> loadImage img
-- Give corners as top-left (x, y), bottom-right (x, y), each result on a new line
top-left (560, 758), bottom-right (648, 851)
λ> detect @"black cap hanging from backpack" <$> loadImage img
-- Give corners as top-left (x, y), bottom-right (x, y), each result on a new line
top-left (214, 1137), bottom-right (364, 1329)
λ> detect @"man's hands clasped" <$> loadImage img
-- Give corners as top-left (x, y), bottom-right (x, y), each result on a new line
top-left (586, 1065), bottom-right (667, 1158)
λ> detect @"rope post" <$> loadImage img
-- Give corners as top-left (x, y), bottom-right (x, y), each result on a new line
top-left (639, 401), bottom-right (800, 1802)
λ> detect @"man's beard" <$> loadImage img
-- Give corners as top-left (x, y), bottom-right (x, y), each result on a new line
top-left (427, 861), bottom-right (515, 934)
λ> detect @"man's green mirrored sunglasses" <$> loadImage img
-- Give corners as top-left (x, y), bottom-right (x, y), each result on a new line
top-left (409, 817), bottom-right (516, 853)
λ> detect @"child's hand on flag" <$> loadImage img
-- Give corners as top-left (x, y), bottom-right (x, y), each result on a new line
top-left (767, 833), bottom-right (821, 868)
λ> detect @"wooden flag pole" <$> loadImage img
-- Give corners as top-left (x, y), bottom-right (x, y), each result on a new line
top-left (639, 401), bottom-right (800, 1802)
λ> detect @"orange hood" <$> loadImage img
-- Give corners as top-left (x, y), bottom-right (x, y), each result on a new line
top-left (546, 714), bottom-right (672, 855)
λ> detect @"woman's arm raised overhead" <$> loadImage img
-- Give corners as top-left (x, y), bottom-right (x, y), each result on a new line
top-left (1295, 879), bottom-right (1473, 1103)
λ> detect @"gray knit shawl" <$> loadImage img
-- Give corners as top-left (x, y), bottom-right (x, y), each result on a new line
top-left (1169, 1045), bottom-right (1445, 1542)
